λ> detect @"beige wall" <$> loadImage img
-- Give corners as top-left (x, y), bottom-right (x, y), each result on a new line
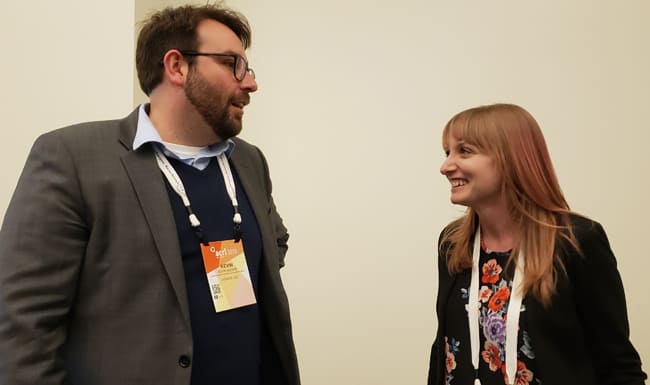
top-left (3, 1), bottom-right (649, 384)
top-left (0, 1), bottom-right (135, 216)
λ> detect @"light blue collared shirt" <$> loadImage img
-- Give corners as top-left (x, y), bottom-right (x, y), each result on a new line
top-left (133, 104), bottom-right (234, 170)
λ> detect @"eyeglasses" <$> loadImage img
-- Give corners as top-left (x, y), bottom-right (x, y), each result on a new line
top-left (180, 51), bottom-right (255, 81)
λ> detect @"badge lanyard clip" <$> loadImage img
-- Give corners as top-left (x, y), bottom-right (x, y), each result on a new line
top-left (154, 148), bottom-right (242, 242)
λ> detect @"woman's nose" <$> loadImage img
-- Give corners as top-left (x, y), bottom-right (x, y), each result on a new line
top-left (440, 155), bottom-right (454, 176)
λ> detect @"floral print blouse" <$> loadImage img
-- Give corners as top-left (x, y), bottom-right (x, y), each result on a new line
top-left (444, 245), bottom-right (541, 385)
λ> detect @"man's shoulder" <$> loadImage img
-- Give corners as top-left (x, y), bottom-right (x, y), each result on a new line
top-left (37, 108), bottom-right (139, 148)
top-left (230, 137), bottom-right (265, 162)
top-left (229, 137), bottom-right (274, 184)
top-left (231, 136), bottom-right (259, 153)
top-left (53, 117), bottom-right (121, 136)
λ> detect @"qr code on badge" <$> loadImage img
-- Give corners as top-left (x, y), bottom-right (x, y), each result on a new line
top-left (212, 284), bottom-right (221, 300)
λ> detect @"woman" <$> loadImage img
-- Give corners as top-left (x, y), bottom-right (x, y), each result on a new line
top-left (428, 104), bottom-right (646, 385)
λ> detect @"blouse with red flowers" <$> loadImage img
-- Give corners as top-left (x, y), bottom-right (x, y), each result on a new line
top-left (443, 245), bottom-right (541, 385)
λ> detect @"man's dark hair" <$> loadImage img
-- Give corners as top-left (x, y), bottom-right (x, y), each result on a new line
top-left (136, 3), bottom-right (251, 95)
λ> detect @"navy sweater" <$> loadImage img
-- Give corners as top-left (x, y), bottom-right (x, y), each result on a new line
top-left (164, 157), bottom-right (263, 385)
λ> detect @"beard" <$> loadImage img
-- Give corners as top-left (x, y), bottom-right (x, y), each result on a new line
top-left (184, 67), bottom-right (243, 140)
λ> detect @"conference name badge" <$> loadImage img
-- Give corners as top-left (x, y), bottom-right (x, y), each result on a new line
top-left (200, 240), bottom-right (257, 313)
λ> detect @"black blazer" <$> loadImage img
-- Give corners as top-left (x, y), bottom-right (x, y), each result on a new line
top-left (428, 215), bottom-right (646, 385)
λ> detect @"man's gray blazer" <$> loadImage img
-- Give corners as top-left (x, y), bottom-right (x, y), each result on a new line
top-left (0, 108), bottom-right (300, 385)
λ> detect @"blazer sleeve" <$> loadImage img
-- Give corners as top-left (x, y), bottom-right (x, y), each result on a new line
top-left (569, 219), bottom-right (647, 385)
top-left (428, 229), bottom-right (452, 385)
top-left (0, 132), bottom-right (87, 385)
top-left (255, 146), bottom-right (289, 269)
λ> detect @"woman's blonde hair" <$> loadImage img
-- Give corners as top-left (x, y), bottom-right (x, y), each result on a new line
top-left (440, 103), bottom-right (579, 306)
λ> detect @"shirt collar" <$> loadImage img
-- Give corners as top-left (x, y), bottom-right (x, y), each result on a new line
top-left (133, 104), bottom-right (235, 167)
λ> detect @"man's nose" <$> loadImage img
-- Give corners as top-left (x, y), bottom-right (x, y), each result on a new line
top-left (241, 72), bottom-right (258, 92)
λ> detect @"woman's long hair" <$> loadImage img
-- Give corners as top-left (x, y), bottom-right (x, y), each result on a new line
top-left (440, 103), bottom-right (579, 306)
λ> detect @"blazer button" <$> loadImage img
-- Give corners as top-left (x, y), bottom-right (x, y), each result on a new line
top-left (178, 355), bottom-right (191, 368)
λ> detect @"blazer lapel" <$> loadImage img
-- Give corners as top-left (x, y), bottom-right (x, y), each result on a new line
top-left (229, 147), bottom-right (268, 243)
top-left (229, 146), bottom-right (283, 283)
top-left (117, 110), bottom-right (191, 329)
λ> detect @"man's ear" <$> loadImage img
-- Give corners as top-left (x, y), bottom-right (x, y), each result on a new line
top-left (161, 49), bottom-right (189, 87)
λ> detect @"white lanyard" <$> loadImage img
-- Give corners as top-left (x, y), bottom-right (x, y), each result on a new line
top-left (468, 226), bottom-right (524, 385)
top-left (154, 148), bottom-right (242, 237)
top-left (216, 153), bottom-right (242, 225)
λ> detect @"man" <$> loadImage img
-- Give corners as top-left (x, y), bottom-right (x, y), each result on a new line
top-left (0, 4), bottom-right (299, 385)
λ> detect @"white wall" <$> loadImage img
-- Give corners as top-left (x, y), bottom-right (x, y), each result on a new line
top-left (2, 1), bottom-right (649, 384)
top-left (0, 1), bottom-right (135, 216)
